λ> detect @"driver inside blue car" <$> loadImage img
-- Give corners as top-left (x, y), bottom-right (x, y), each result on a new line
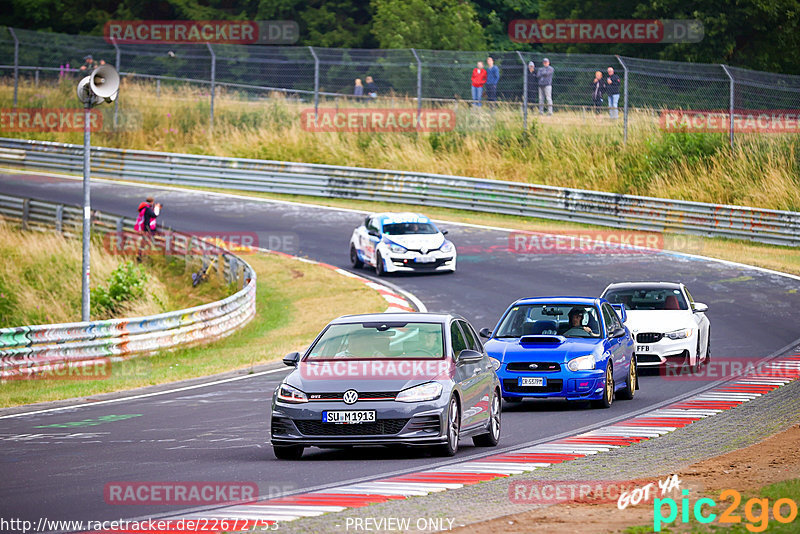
top-left (563, 307), bottom-right (597, 336)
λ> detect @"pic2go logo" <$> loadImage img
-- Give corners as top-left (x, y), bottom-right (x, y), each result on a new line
top-left (654, 489), bottom-right (798, 532)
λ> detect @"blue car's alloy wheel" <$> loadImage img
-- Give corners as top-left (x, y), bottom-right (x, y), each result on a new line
top-left (592, 362), bottom-right (614, 409)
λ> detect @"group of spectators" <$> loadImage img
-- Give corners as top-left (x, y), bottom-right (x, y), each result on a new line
top-left (353, 76), bottom-right (378, 99)
top-left (353, 58), bottom-right (623, 118)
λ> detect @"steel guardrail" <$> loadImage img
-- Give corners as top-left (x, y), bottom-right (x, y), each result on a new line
top-left (0, 192), bottom-right (257, 379)
top-left (0, 137), bottom-right (798, 246)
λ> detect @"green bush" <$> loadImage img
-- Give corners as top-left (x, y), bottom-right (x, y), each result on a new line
top-left (91, 261), bottom-right (148, 317)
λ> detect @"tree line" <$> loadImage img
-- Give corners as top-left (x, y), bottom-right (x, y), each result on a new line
top-left (2, 0), bottom-right (799, 75)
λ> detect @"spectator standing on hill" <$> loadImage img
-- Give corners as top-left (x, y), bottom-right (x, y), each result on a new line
top-left (536, 58), bottom-right (554, 115)
top-left (526, 61), bottom-right (537, 107)
top-left (591, 71), bottom-right (604, 111)
top-left (79, 55), bottom-right (98, 72)
top-left (365, 76), bottom-right (377, 99)
top-left (471, 61), bottom-right (487, 107)
top-left (606, 67), bottom-right (621, 119)
top-left (485, 57), bottom-right (500, 103)
top-left (354, 78), bottom-right (364, 98)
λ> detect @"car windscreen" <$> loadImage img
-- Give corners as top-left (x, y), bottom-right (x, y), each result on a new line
top-left (382, 222), bottom-right (439, 235)
top-left (604, 287), bottom-right (688, 311)
top-left (494, 304), bottom-right (602, 338)
top-left (305, 322), bottom-right (445, 360)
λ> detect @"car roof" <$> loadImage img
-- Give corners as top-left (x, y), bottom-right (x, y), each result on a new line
top-left (603, 282), bottom-right (683, 290)
top-left (330, 312), bottom-right (461, 325)
top-left (510, 296), bottom-right (603, 307)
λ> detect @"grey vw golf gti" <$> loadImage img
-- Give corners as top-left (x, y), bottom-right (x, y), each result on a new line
top-left (270, 313), bottom-right (502, 459)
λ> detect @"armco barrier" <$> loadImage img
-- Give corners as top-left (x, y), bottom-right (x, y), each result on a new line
top-left (1, 137), bottom-right (798, 247)
top-left (0, 193), bottom-right (256, 379)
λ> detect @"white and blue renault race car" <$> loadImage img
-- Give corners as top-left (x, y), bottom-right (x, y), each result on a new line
top-left (349, 213), bottom-right (457, 275)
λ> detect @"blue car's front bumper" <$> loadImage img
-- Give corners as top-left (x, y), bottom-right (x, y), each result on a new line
top-left (497, 366), bottom-right (606, 401)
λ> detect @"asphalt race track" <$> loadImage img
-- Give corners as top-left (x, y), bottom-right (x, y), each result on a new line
top-left (2, 171), bottom-right (800, 528)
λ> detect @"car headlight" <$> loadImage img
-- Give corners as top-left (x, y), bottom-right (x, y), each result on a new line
top-left (665, 328), bottom-right (691, 340)
top-left (440, 241), bottom-right (454, 253)
top-left (388, 243), bottom-right (406, 254)
top-left (395, 382), bottom-right (443, 403)
top-left (276, 383), bottom-right (308, 404)
top-left (567, 355), bottom-right (595, 372)
top-left (488, 357), bottom-right (502, 371)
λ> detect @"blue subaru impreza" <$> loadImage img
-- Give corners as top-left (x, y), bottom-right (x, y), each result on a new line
top-left (480, 297), bottom-right (638, 409)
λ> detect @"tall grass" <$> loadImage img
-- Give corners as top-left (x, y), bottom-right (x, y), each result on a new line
top-left (0, 222), bottom-right (227, 326)
top-left (2, 78), bottom-right (799, 211)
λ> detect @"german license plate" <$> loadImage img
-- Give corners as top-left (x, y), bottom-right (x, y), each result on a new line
top-left (637, 345), bottom-right (650, 352)
top-left (323, 410), bottom-right (376, 424)
top-left (518, 377), bottom-right (545, 387)
top-left (416, 254), bottom-right (435, 263)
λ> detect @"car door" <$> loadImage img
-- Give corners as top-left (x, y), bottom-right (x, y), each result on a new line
top-left (450, 320), bottom-right (482, 430)
top-left (361, 217), bottom-right (381, 265)
top-left (458, 320), bottom-right (493, 428)
top-left (601, 303), bottom-right (628, 382)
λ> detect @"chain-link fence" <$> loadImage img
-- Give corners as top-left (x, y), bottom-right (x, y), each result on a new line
top-left (2, 26), bottom-right (800, 144)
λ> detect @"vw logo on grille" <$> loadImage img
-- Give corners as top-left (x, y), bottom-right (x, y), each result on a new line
top-left (342, 389), bottom-right (359, 405)
top-left (529, 363), bottom-right (539, 369)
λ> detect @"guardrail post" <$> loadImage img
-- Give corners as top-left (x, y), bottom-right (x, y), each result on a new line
top-left (616, 55), bottom-right (629, 143)
top-left (112, 38), bottom-right (120, 129)
top-left (721, 64), bottom-right (735, 148)
top-left (410, 48), bottom-right (422, 125)
top-left (206, 43), bottom-right (216, 132)
top-left (35, 68), bottom-right (39, 87)
top-left (9, 28), bottom-right (19, 108)
top-left (55, 204), bottom-right (63, 232)
top-left (21, 198), bottom-right (29, 230)
top-left (156, 78), bottom-right (160, 97)
top-left (116, 217), bottom-right (124, 234)
top-left (516, 51), bottom-right (527, 130)
top-left (309, 46), bottom-right (319, 122)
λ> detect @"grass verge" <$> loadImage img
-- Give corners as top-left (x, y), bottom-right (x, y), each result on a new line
top-left (0, 221), bottom-right (229, 326)
top-left (0, 251), bottom-right (387, 407)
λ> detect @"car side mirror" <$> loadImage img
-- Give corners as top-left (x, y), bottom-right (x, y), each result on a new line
top-left (611, 327), bottom-right (626, 338)
top-left (283, 351), bottom-right (300, 367)
top-left (692, 302), bottom-right (708, 313)
top-left (479, 328), bottom-right (492, 339)
top-left (457, 349), bottom-right (483, 364)
top-left (367, 229), bottom-right (379, 237)
top-left (441, 229), bottom-right (449, 236)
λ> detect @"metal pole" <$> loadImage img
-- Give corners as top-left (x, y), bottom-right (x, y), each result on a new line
top-left (616, 55), bottom-right (628, 143)
top-left (206, 43), bottom-right (216, 131)
top-left (517, 51), bottom-right (527, 130)
top-left (81, 99), bottom-right (92, 321)
top-left (308, 46), bottom-right (319, 122)
top-left (113, 39), bottom-right (120, 128)
top-left (9, 28), bottom-right (19, 107)
top-left (410, 48), bottom-right (422, 125)
top-left (721, 64), bottom-right (734, 148)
